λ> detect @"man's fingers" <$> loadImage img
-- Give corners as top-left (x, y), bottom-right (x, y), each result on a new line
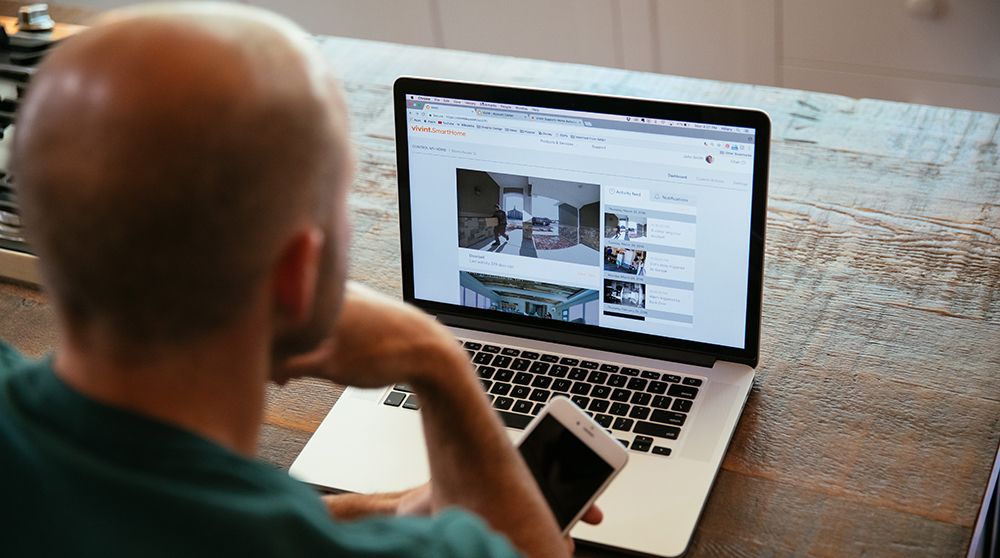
top-left (278, 338), bottom-right (337, 373)
top-left (580, 504), bottom-right (603, 525)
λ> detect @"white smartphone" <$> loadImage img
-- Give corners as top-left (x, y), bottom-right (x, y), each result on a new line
top-left (517, 396), bottom-right (629, 535)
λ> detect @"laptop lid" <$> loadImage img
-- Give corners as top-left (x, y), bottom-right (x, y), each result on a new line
top-left (394, 77), bottom-right (769, 368)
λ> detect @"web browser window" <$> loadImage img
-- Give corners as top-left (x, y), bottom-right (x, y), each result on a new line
top-left (405, 94), bottom-right (757, 349)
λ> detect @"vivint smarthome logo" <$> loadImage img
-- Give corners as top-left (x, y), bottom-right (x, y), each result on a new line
top-left (410, 124), bottom-right (467, 136)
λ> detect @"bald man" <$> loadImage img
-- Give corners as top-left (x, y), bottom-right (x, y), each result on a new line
top-left (0, 4), bottom-right (597, 557)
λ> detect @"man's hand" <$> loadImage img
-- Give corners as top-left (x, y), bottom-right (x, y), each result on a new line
top-left (273, 281), bottom-right (467, 388)
top-left (276, 281), bottom-right (569, 557)
top-left (394, 482), bottom-right (604, 554)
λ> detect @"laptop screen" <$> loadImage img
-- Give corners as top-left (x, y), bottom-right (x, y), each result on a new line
top-left (398, 82), bottom-right (765, 355)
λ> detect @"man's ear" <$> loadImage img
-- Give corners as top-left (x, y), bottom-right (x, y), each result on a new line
top-left (272, 227), bottom-right (325, 326)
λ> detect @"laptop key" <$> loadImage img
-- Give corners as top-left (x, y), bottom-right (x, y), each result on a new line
top-left (621, 367), bottom-right (640, 376)
top-left (591, 385), bottom-right (611, 399)
top-left (552, 379), bottom-right (572, 392)
top-left (494, 369), bottom-right (514, 382)
top-left (529, 389), bottom-right (551, 402)
top-left (668, 384), bottom-right (699, 400)
top-left (663, 374), bottom-right (682, 383)
top-left (492, 355), bottom-right (512, 368)
top-left (594, 414), bottom-right (613, 428)
top-left (599, 364), bottom-right (620, 373)
top-left (633, 421), bottom-right (680, 440)
top-left (580, 360), bottom-right (599, 369)
top-left (559, 357), bottom-right (579, 366)
top-left (480, 379), bottom-right (493, 391)
top-left (629, 406), bottom-right (650, 420)
top-left (641, 370), bottom-right (660, 380)
top-left (497, 410), bottom-right (532, 429)
top-left (569, 368), bottom-right (588, 381)
top-left (463, 341), bottom-right (482, 350)
top-left (647, 381), bottom-right (668, 394)
top-left (588, 370), bottom-right (608, 384)
top-left (513, 400), bottom-right (533, 414)
top-left (394, 383), bottom-right (413, 393)
top-left (570, 382), bottom-right (591, 395)
top-left (501, 347), bottom-right (520, 357)
top-left (631, 435), bottom-right (653, 452)
top-left (473, 352), bottom-right (493, 365)
top-left (532, 403), bottom-right (545, 416)
top-left (512, 385), bottom-right (531, 399)
top-left (672, 399), bottom-right (693, 413)
top-left (607, 374), bottom-right (627, 387)
top-left (650, 410), bottom-right (687, 426)
top-left (570, 396), bottom-right (590, 409)
top-left (631, 392), bottom-right (652, 406)
top-left (510, 358), bottom-right (531, 371)
top-left (588, 399), bottom-right (610, 413)
top-left (682, 377), bottom-right (703, 387)
top-left (547, 364), bottom-right (569, 377)
top-left (478, 366), bottom-right (495, 379)
top-left (540, 354), bottom-right (560, 363)
top-left (493, 396), bottom-right (514, 410)
top-left (627, 378), bottom-right (647, 391)
top-left (490, 382), bottom-right (512, 396)
top-left (520, 351), bottom-right (540, 360)
top-left (513, 372), bottom-right (532, 385)
top-left (652, 395), bottom-right (673, 409)
top-left (466, 349), bottom-right (475, 359)
top-left (612, 417), bottom-right (634, 431)
top-left (402, 394), bottom-right (420, 410)
top-left (531, 375), bottom-right (552, 389)
top-left (610, 389), bottom-right (631, 402)
top-left (610, 402), bottom-right (629, 416)
top-left (529, 361), bottom-right (551, 374)
top-left (482, 345), bottom-right (501, 353)
top-left (652, 446), bottom-right (672, 456)
top-left (383, 391), bottom-right (406, 407)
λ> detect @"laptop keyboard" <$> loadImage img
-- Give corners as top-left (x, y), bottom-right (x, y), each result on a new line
top-left (381, 338), bottom-right (703, 455)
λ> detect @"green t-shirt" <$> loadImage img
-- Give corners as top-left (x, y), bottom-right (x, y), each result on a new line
top-left (0, 340), bottom-right (520, 557)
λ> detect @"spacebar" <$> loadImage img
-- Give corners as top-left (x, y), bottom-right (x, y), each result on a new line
top-left (497, 410), bottom-right (533, 430)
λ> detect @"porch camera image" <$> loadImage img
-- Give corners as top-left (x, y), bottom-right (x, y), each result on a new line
top-left (456, 169), bottom-right (601, 266)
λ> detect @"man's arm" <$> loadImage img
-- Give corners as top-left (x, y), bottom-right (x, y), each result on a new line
top-left (320, 490), bottom-right (415, 521)
top-left (276, 282), bottom-right (567, 557)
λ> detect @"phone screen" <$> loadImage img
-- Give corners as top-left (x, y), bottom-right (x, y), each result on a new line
top-left (519, 414), bottom-right (615, 529)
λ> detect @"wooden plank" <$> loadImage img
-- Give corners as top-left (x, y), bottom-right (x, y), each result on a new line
top-left (0, 12), bottom-right (997, 556)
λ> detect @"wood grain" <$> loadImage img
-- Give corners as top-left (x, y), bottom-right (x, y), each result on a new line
top-left (0, 5), bottom-right (997, 556)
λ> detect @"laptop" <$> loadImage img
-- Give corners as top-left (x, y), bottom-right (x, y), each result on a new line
top-left (291, 77), bottom-right (770, 557)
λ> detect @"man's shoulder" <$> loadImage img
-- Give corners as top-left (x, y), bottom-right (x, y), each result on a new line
top-left (0, 339), bottom-right (29, 375)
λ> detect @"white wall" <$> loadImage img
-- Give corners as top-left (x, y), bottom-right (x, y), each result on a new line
top-left (60, 0), bottom-right (1000, 113)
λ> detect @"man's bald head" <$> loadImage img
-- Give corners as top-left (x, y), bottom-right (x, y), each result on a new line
top-left (13, 3), bottom-right (352, 344)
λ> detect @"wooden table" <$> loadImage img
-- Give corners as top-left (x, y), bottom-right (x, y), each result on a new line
top-left (1, 18), bottom-right (998, 556)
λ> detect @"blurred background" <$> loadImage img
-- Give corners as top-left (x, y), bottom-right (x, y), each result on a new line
top-left (37, 0), bottom-right (1000, 114)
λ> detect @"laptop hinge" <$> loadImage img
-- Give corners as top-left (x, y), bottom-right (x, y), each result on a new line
top-left (436, 313), bottom-right (718, 369)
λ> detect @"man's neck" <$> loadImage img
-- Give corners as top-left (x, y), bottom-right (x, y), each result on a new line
top-left (54, 320), bottom-right (271, 457)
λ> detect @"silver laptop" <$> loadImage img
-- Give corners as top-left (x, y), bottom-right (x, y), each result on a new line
top-left (291, 77), bottom-right (770, 557)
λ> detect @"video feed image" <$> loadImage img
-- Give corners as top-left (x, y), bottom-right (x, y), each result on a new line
top-left (604, 247), bottom-right (646, 276)
top-left (456, 169), bottom-right (601, 266)
top-left (603, 279), bottom-right (645, 309)
top-left (604, 211), bottom-right (647, 242)
top-left (460, 271), bottom-right (599, 324)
